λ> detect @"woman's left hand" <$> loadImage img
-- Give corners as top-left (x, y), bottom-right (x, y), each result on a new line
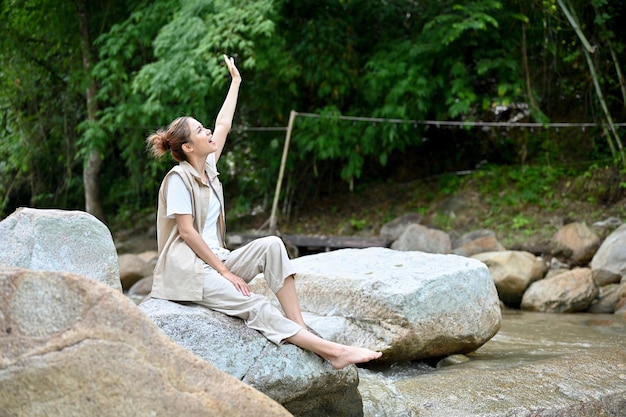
top-left (223, 54), bottom-right (241, 82)
top-left (221, 270), bottom-right (251, 296)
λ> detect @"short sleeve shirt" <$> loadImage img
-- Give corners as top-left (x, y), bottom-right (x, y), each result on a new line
top-left (166, 154), bottom-right (225, 255)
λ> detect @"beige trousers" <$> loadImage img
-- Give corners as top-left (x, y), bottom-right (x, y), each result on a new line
top-left (195, 236), bottom-right (302, 345)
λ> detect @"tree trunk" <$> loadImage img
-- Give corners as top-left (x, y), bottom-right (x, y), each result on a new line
top-left (75, 0), bottom-right (105, 221)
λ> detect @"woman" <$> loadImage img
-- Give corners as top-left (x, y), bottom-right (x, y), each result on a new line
top-left (146, 55), bottom-right (381, 370)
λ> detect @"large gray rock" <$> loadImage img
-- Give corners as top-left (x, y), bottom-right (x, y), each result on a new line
top-left (0, 207), bottom-right (121, 291)
top-left (0, 266), bottom-right (291, 417)
top-left (591, 223), bottom-right (626, 285)
top-left (521, 268), bottom-right (599, 313)
top-left (253, 248), bottom-right (501, 364)
top-left (140, 297), bottom-right (361, 417)
top-left (472, 250), bottom-right (547, 307)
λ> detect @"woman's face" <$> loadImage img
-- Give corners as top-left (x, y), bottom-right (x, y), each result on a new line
top-left (186, 118), bottom-right (217, 155)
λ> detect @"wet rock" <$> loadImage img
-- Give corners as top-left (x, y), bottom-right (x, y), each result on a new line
top-left (0, 266), bottom-right (290, 417)
top-left (358, 312), bottom-right (626, 417)
top-left (140, 297), bottom-right (360, 417)
top-left (521, 268), bottom-right (598, 313)
top-left (472, 251), bottom-right (547, 307)
top-left (436, 354), bottom-right (471, 368)
top-left (0, 207), bottom-right (121, 291)
top-left (253, 248), bottom-right (501, 364)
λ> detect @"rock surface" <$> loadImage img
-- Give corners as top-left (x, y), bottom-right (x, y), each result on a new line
top-left (252, 247), bottom-right (501, 364)
top-left (139, 297), bottom-right (361, 417)
top-left (591, 223), bottom-right (626, 284)
top-left (0, 266), bottom-right (291, 417)
top-left (358, 311), bottom-right (626, 417)
top-left (0, 207), bottom-right (121, 291)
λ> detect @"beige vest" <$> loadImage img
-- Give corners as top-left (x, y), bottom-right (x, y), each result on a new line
top-left (150, 160), bottom-right (226, 301)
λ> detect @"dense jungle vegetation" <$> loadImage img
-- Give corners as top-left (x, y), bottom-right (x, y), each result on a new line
top-left (1, 0), bottom-right (625, 244)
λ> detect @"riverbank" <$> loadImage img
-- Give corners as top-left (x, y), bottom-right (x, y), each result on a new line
top-left (112, 164), bottom-right (626, 257)
top-left (225, 164), bottom-right (626, 254)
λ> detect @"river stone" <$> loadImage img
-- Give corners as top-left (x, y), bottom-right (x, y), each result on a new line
top-left (118, 253), bottom-right (154, 291)
top-left (591, 223), bottom-right (626, 285)
top-left (472, 250), bottom-right (547, 307)
top-left (0, 207), bottom-right (121, 291)
top-left (379, 213), bottom-right (422, 242)
top-left (587, 283), bottom-right (621, 314)
top-left (452, 234), bottom-right (506, 257)
top-left (390, 224), bottom-right (452, 254)
top-left (521, 268), bottom-right (598, 313)
top-left (550, 222), bottom-right (601, 265)
top-left (0, 266), bottom-right (290, 417)
top-left (253, 247), bottom-right (501, 364)
top-left (139, 297), bottom-right (361, 417)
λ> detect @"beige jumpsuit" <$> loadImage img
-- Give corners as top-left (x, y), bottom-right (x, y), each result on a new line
top-left (151, 161), bottom-right (302, 345)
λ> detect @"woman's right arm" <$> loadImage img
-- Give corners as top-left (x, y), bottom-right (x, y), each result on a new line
top-left (212, 55), bottom-right (242, 163)
top-left (175, 213), bottom-right (251, 296)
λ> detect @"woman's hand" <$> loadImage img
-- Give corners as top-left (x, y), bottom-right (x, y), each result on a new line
top-left (223, 54), bottom-right (241, 83)
top-left (221, 270), bottom-right (251, 296)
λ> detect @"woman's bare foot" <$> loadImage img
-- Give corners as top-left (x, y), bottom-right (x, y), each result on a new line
top-left (286, 329), bottom-right (382, 370)
top-left (328, 346), bottom-right (382, 370)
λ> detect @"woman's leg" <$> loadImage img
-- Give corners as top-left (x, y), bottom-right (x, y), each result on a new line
top-left (286, 329), bottom-right (382, 370)
top-left (226, 236), bottom-right (306, 326)
top-left (197, 268), bottom-right (302, 345)
top-left (275, 274), bottom-right (306, 327)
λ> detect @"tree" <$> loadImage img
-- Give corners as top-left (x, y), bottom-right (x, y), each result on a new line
top-left (75, 0), bottom-right (104, 220)
top-left (0, 0), bottom-right (130, 219)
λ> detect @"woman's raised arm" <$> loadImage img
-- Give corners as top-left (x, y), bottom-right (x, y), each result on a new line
top-left (212, 55), bottom-right (242, 163)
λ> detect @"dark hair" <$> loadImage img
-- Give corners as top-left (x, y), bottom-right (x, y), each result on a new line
top-left (145, 116), bottom-right (190, 162)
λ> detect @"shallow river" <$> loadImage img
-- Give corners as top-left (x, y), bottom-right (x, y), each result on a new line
top-left (358, 310), bottom-right (626, 417)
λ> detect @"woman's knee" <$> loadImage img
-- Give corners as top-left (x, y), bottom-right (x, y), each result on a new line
top-left (258, 235), bottom-right (283, 248)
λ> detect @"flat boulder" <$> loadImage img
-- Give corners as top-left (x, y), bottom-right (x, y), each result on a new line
top-left (253, 247), bottom-right (501, 363)
top-left (139, 298), bottom-right (361, 417)
top-left (0, 266), bottom-right (290, 417)
top-left (0, 207), bottom-right (121, 291)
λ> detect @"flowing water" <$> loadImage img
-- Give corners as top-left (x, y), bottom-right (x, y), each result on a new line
top-left (358, 310), bottom-right (626, 417)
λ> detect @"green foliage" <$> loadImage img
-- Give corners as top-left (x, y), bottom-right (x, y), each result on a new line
top-left (0, 0), bottom-right (86, 216)
top-left (1, 0), bottom-right (626, 226)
